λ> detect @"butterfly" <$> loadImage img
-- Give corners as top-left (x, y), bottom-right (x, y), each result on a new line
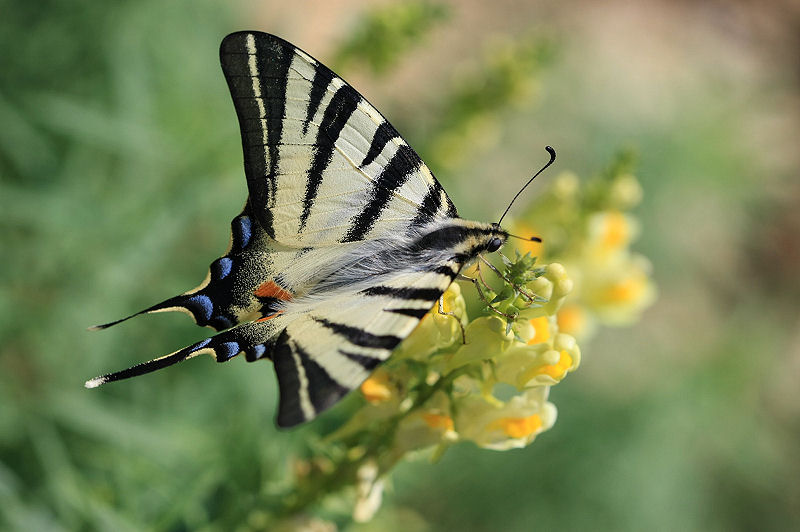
top-left (87, 31), bottom-right (552, 428)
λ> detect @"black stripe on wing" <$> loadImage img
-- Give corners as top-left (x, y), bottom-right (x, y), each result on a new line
top-left (272, 335), bottom-right (306, 427)
top-left (273, 331), bottom-right (351, 428)
top-left (220, 32), bottom-right (294, 239)
top-left (299, 83), bottom-right (361, 231)
top-left (386, 307), bottom-right (430, 319)
top-left (360, 121), bottom-right (397, 168)
top-left (342, 144), bottom-right (422, 242)
top-left (315, 318), bottom-right (402, 350)
top-left (338, 350), bottom-right (384, 371)
top-left (303, 67), bottom-right (334, 135)
top-left (360, 286), bottom-right (443, 301)
top-left (409, 186), bottom-right (445, 229)
top-left (295, 342), bottom-right (349, 415)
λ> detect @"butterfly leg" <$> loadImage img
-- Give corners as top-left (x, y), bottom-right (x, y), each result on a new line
top-left (437, 296), bottom-right (466, 344)
top-left (478, 254), bottom-right (537, 304)
top-left (463, 265), bottom-right (519, 322)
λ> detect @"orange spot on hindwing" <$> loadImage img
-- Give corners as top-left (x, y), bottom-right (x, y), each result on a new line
top-left (256, 310), bottom-right (284, 322)
top-left (254, 280), bottom-right (293, 301)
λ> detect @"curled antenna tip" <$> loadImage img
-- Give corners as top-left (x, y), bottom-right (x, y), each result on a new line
top-left (496, 145), bottom-right (558, 226)
top-left (84, 377), bottom-right (106, 389)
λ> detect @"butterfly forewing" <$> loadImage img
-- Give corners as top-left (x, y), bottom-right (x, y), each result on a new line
top-left (220, 31), bottom-right (457, 247)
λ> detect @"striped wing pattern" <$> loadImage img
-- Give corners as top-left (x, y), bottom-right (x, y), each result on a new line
top-left (272, 259), bottom-right (463, 426)
top-left (219, 31), bottom-right (457, 247)
top-left (273, 295), bottom-right (441, 425)
top-left (88, 32), bottom-right (507, 428)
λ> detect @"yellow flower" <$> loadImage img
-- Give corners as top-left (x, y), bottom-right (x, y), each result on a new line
top-left (422, 413), bottom-right (455, 432)
top-left (521, 350), bottom-right (573, 381)
top-left (527, 316), bottom-right (550, 344)
top-left (394, 391), bottom-right (457, 454)
top-left (556, 303), bottom-right (590, 337)
top-left (455, 388), bottom-right (557, 450)
top-left (494, 332), bottom-right (580, 388)
top-left (583, 255), bottom-right (657, 325)
top-left (588, 211), bottom-right (639, 257)
top-left (360, 369), bottom-right (393, 404)
top-left (487, 414), bottom-right (543, 439)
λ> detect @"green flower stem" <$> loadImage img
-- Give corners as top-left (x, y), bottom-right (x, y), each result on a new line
top-left (277, 366), bottom-right (467, 518)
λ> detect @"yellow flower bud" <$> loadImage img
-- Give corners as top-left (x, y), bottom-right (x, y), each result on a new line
top-left (545, 262), bottom-right (567, 280)
top-left (553, 171), bottom-right (579, 199)
top-left (526, 276), bottom-right (553, 301)
top-left (610, 173), bottom-right (643, 209)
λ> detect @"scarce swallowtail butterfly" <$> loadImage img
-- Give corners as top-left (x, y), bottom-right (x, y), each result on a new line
top-left (87, 31), bottom-right (553, 428)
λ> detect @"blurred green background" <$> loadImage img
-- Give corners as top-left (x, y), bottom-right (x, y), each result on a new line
top-left (2, 0), bottom-right (799, 530)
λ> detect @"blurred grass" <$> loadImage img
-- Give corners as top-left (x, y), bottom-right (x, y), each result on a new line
top-left (2, 0), bottom-right (799, 530)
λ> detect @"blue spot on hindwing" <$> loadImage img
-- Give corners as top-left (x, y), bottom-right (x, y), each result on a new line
top-left (245, 343), bottom-right (269, 362)
top-left (213, 257), bottom-right (233, 280)
top-left (193, 338), bottom-right (212, 351)
top-left (233, 216), bottom-right (252, 250)
top-left (186, 295), bottom-right (213, 322)
top-left (217, 341), bottom-right (240, 361)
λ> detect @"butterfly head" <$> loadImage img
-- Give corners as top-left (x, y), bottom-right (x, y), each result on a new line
top-left (486, 236), bottom-right (504, 253)
top-left (482, 222), bottom-right (542, 254)
top-left (485, 222), bottom-right (507, 253)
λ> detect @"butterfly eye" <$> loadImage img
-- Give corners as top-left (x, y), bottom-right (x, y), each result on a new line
top-left (486, 237), bottom-right (503, 253)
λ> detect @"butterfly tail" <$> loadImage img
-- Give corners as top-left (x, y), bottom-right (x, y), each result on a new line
top-left (88, 290), bottom-right (239, 332)
top-left (85, 319), bottom-right (281, 388)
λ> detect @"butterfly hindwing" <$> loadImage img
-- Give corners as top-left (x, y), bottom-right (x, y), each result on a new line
top-left (90, 203), bottom-right (285, 332)
top-left (272, 261), bottom-right (460, 426)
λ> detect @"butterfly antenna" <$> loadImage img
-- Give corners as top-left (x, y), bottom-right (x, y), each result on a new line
top-left (506, 233), bottom-right (542, 243)
top-left (497, 146), bottom-right (556, 226)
